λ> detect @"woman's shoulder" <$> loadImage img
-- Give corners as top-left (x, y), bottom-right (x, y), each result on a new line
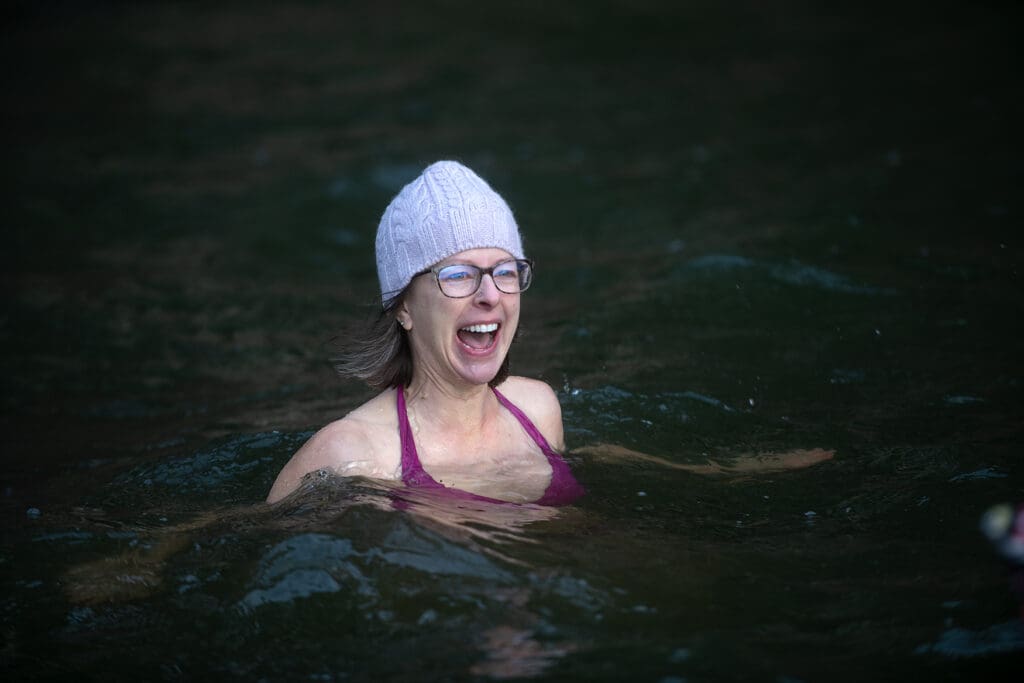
top-left (497, 376), bottom-right (565, 451)
top-left (319, 390), bottom-right (401, 465)
top-left (344, 388), bottom-right (401, 430)
top-left (499, 376), bottom-right (560, 407)
top-left (266, 390), bottom-right (401, 503)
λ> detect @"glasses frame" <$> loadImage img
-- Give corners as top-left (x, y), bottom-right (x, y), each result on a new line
top-left (414, 258), bottom-right (534, 299)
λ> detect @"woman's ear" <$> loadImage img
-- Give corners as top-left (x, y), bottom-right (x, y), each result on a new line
top-left (396, 301), bottom-right (412, 330)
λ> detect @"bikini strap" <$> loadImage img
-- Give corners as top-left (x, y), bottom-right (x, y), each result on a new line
top-left (492, 387), bottom-right (583, 505)
top-left (492, 387), bottom-right (557, 457)
top-left (396, 385), bottom-right (426, 485)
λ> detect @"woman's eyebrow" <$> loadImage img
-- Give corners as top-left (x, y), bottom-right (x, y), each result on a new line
top-left (440, 257), bottom-right (514, 268)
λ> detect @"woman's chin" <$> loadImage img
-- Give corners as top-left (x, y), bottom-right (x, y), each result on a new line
top-left (457, 368), bottom-right (500, 387)
top-left (450, 341), bottom-right (508, 386)
top-left (453, 359), bottom-right (504, 387)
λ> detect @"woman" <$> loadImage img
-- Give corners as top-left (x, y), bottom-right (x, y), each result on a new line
top-left (267, 160), bottom-right (583, 505)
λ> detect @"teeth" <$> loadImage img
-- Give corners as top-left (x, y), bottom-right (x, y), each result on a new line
top-left (461, 323), bottom-right (499, 333)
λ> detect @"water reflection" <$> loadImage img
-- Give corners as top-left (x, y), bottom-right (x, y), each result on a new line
top-left (11, 424), bottom-right (1019, 681)
top-left (59, 473), bottom-right (565, 607)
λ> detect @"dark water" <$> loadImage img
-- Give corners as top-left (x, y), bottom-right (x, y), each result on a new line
top-left (3, 1), bottom-right (1023, 680)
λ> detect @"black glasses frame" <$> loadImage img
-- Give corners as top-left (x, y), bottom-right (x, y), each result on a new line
top-left (414, 258), bottom-right (534, 299)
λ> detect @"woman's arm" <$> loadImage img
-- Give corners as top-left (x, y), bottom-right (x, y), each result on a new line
top-left (571, 443), bottom-right (833, 474)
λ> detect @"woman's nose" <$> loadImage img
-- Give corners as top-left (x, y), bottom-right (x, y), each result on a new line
top-left (474, 273), bottom-right (501, 305)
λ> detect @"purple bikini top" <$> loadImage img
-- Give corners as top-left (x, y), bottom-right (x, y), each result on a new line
top-left (396, 385), bottom-right (584, 506)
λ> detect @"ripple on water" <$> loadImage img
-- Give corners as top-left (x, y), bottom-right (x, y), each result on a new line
top-left (240, 512), bottom-right (520, 614)
top-left (679, 253), bottom-right (897, 295)
top-left (370, 521), bottom-right (516, 581)
top-left (914, 620), bottom-right (1024, 658)
top-left (527, 573), bottom-right (606, 614)
top-left (240, 533), bottom-right (373, 611)
top-left (112, 430), bottom-right (311, 501)
top-left (561, 384), bottom-right (737, 415)
top-left (948, 467), bottom-right (1008, 482)
top-left (944, 395), bottom-right (984, 405)
top-left (84, 399), bottom-right (164, 419)
top-left (560, 384), bottom-right (741, 443)
top-left (829, 368), bottom-right (866, 385)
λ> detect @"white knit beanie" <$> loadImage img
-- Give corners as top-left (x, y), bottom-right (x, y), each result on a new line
top-left (375, 160), bottom-right (524, 305)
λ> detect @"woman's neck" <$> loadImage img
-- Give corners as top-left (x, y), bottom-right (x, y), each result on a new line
top-left (404, 373), bottom-right (497, 436)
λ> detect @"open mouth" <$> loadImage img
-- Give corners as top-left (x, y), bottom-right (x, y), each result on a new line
top-left (456, 322), bottom-right (499, 351)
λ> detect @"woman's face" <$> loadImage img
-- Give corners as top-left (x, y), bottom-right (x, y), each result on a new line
top-left (399, 248), bottom-right (521, 389)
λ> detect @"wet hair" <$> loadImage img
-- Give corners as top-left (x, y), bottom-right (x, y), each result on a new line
top-left (333, 285), bottom-right (511, 391)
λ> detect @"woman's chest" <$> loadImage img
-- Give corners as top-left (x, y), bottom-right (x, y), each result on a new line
top-left (414, 420), bottom-right (553, 503)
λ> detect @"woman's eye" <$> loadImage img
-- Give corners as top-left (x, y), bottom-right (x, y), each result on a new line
top-left (440, 268), bottom-right (474, 282)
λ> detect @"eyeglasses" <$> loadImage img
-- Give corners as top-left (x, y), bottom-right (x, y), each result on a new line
top-left (415, 259), bottom-right (534, 298)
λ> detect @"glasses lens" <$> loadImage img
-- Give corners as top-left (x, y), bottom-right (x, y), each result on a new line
top-left (513, 260), bottom-right (532, 292)
top-left (436, 264), bottom-right (479, 297)
top-left (492, 260), bottom-right (524, 293)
